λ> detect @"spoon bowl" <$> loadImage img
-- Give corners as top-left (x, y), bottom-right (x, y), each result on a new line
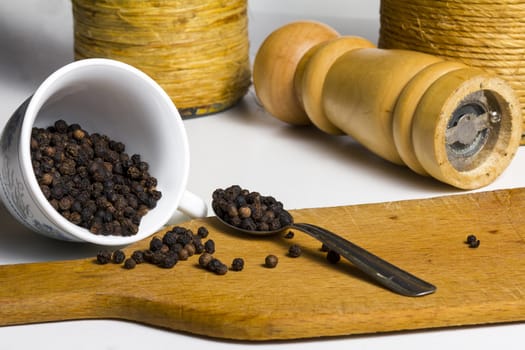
top-left (212, 194), bottom-right (436, 297)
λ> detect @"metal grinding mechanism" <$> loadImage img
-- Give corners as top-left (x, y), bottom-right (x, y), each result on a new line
top-left (253, 21), bottom-right (522, 189)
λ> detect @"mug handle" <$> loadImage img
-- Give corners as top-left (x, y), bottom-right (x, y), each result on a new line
top-left (176, 190), bottom-right (208, 219)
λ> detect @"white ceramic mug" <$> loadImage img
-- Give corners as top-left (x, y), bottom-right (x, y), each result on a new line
top-left (0, 58), bottom-right (208, 246)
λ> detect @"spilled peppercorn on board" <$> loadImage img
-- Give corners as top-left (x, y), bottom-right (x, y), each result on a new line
top-left (1, 187), bottom-right (525, 340)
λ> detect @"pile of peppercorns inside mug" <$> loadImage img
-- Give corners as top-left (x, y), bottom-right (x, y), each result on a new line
top-left (31, 119), bottom-right (162, 237)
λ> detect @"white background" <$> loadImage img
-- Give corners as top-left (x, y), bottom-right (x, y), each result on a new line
top-left (1, 0), bottom-right (524, 349)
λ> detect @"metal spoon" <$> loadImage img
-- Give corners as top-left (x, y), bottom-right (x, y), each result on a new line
top-left (212, 207), bottom-right (436, 297)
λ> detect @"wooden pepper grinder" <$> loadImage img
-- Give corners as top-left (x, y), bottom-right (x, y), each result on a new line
top-left (253, 21), bottom-right (522, 189)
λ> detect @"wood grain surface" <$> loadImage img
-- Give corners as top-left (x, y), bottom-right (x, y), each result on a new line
top-left (1, 188), bottom-right (525, 340)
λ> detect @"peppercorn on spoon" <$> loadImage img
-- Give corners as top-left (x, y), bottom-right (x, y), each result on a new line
top-left (212, 208), bottom-right (436, 297)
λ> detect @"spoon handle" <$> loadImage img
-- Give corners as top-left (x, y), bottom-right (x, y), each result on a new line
top-left (292, 223), bottom-right (436, 297)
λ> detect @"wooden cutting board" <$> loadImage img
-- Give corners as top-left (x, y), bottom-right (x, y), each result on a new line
top-left (1, 188), bottom-right (525, 340)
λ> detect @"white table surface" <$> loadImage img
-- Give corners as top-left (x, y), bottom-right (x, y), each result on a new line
top-left (1, 1), bottom-right (525, 349)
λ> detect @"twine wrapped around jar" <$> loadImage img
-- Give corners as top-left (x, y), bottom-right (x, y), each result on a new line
top-left (72, 0), bottom-right (251, 117)
top-left (379, 0), bottom-right (525, 144)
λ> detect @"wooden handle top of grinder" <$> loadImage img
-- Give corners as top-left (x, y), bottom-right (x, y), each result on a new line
top-left (253, 21), bottom-right (522, 189)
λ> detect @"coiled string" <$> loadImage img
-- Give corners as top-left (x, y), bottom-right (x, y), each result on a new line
top-left (379, 0), bottom-right (525, 143)
top-left (72, 0), bottom-right (251, 117)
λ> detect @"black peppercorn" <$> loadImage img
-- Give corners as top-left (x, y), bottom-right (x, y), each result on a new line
top-left (231, 258), bottom-right (245, 271)
top-left (193, 240), bottom-right (204, 254)
top-left (162, 231), bottom-right (177, 246)
top-left (142, 249), bottom-right (154, 263)
top-left (123, 258), bottom-right (136, 269)
top-left (288, 244), bottom-right (302, 258)
top-left (238, 206), bottom-right (251, 218)
top-left (199, 252), bottom-right (213, 268)
top-left (197, 226), bottom-right (209, 238)
top-left (178, 248), bottom-right (189, 261)
top-left (176, 231), bottom-right (193, 246)
top-left (69, 212), bottom-right (82, 225)
top-left (214, 263), bottom-right (228, 275)
top-left (240, 217), bottom-right (257, 231)
top-left (150, 251), bottom-right (165, 266)
top-left (170, 243), bottom-right (183, 254)
top-left (158, 255), bottom-right (178, 269)
top-left (96, 250), bottom-right (112, 264)
top-left (284, 231), bottom-right (294, 239)
top-left (204, 239), bottom-right (215, 254)
top-left (184, 243), bottom-right (196, 257)
top-left (208, 258), bottom-right (228, 275)
top-left (54, 119), bottom-right (68, 133)
top-left (265, 254), bottom-right (278, 268)
top-left (326, 250), bottom-right (340, 264)
top-left (149, 236), bottom-right (163, 251)
top-left (159, 244), bottom-right (170, 254)
top-left (58, 196), bottom-right (73, 211)
top-left (131, 250), bottom-right (145, 264)
top-left (466, 234), bottom-right (480, 248)
top-left (39, 173), bottom-right (53, 186)
top-left (112, 249), bottom-right (125, 264)
top-left (72, 128), bottom-right (86, 140)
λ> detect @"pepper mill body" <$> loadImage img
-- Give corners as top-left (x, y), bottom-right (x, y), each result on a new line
top-left (253, 21), bottom-right (521, 189)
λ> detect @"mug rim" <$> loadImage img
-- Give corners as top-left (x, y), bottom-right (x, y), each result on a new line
top-left (19, 58), bottom-right (190, 245)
